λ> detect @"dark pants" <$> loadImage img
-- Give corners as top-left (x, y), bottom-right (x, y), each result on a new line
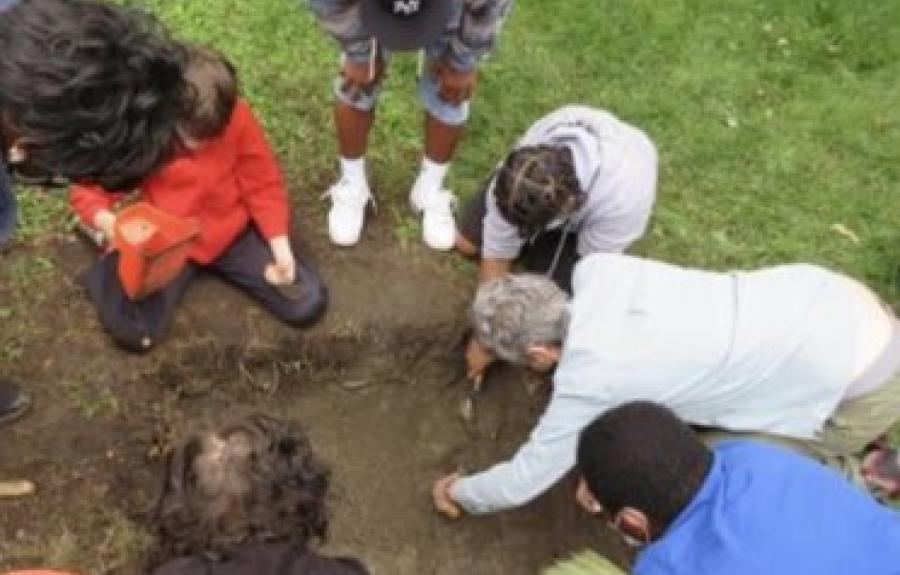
top-left (86, 228), bottom-right (328, 353)
top-left (0, 160), bottom-right (16, 246)
top-left (458, 185), bottom-right (580, 294)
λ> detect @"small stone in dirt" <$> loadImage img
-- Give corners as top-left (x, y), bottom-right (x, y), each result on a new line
top-left (0, 479), bottom-right (36, 499)
top-left (340, 379), bottom-right (370, 391)
top-left (459, 396), bottom-right (475, 423)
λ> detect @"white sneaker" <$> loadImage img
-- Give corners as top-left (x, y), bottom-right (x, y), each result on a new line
top-left (323, 178), bottom-right (372, 247)
top-left (410, 182), bottom-right (457, 251)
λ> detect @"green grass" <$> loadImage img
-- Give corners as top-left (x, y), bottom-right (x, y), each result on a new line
top-left (98, 0), bottom-right (900, 300)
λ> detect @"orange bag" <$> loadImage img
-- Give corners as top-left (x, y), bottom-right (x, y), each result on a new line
top-left (112, 202), bottom-right (199, 300)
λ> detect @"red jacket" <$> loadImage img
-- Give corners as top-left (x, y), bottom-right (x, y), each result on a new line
top-left (70, 99), bottom-right (290, 264)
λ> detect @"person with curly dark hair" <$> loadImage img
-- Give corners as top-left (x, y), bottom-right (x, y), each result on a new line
top-left (0, 0), bottom-right (186, 190)
top-left (151, 414), bottom-right (369, 575)
top-left (0, 0), bottom-right (186, 425)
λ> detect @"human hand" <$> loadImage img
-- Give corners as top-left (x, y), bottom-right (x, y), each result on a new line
top-left (432, 472), bottom-right (463, 519)
top-left (466, 337), bottom-right (495, 382)
top-left (433, 59), bottom-right (477, 105)
top-left (266, 235), bottom-right (296, 285)
top-left (93, 209), bottom-right (117, 242)
top-left (340, 56), bottom-right (383, 104)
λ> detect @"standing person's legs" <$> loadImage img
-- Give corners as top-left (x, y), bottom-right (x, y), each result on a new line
top-left (209, 228), bottom-right (327, 328)
top-left (85, 252), bottom-right (197, 353)
top-left (410, 49), bottom-right (473, 251)
top-left (326, 50), bottom-right (387, 247)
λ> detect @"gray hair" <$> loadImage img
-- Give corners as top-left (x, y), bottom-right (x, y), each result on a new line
top-left (472, 274), bottom-right (571, 364)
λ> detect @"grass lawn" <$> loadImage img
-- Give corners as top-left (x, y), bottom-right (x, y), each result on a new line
top-left (18, 0), bottom-right (898, 292)
top-left (6, 0), bottom-right (900, 567)
top-left (103, 0), bottom-right (900, 295)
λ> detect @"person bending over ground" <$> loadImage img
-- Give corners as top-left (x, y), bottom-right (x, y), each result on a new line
top-left (433, 253), bottom-right (900, 516)
top-left (457, 105), bottom-right (658, 380)
top-left (150, 414), bottom-right (369, 575)
top-left (0, 0), bottom-right (186, 426)
top-left (71, 46), bottom-right (327, 353)
top-left (573, 402), bottom-right (900, 575)
top-left (309, 0), bottom-right (513, 250)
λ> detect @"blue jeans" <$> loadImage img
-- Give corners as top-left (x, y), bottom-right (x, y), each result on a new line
top-left (0, 160), bottom-right (16, 246)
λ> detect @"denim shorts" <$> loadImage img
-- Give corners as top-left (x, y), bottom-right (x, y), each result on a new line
top-left (333, 39), bottom-right (472, 127)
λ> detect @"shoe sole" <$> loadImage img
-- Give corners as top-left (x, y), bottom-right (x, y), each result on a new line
top-left (0, 399), bottom-right (31, 427)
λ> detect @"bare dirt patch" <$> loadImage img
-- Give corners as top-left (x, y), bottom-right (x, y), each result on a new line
top-left (0, 210), bottom-right (622, 574)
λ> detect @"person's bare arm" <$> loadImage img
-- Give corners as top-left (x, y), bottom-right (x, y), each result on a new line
top-left (478, 256), bottom-right (513, 284)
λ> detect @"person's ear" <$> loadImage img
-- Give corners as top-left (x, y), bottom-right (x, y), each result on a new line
top-left (575, 478), bottom-right (603, 515)
top-left (526, 344), bottom-right (562, 366)
top-left (614, 507), bottom-right (651, 545)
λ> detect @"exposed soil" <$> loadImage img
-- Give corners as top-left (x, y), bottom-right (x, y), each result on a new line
top-left (0, 204), bottom-right (622, 574)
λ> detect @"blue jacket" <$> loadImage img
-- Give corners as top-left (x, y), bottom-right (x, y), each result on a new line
top-left (636, 441), bottom-right (900, 575)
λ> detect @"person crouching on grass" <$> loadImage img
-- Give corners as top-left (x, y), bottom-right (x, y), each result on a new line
top-left (70, 46), bottom-right (327, 353)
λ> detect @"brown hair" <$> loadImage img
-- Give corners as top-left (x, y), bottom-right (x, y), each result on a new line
top-left (153, 414), bottom-right (330, 562)
top-left (180, 45), bottom-right (237, 140)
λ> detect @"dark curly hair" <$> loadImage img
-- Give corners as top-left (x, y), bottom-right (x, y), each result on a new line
top-left (154, 414), bottom-right (331, 562)
top-left (494, 145), bottom-right (583, 239)
top-left (0, 0), bottom-right (187, 189)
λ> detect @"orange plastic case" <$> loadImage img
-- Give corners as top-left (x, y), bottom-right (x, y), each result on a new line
top-left (112, 202), bottom-right (199, 300)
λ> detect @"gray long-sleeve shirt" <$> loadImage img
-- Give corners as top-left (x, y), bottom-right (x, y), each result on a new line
top-left (482, 106), bottom-right (658, 260)
top-left (452, 253), bottom-right (890, 514)
top-left (307, 0), bottom-right (513, 69)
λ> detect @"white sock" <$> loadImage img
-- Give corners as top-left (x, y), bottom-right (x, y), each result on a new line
top-left (416, 157), bottom-right (449, 194)
top-left (340, 156), bottom-right (367, 188)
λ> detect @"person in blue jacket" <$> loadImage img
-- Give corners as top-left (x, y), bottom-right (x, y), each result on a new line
top-left (574, 401), bottom-right (900, 575)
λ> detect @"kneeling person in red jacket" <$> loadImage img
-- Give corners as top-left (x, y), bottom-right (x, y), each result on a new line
top-left (70, 46), bottom-right (327, 352)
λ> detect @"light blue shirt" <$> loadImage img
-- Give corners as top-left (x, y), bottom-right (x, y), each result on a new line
top-left (637, 441), bottom-right (900, 575)
top-left (453, 254), bottom-right (885, 513)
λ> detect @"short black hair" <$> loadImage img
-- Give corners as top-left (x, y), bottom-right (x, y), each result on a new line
top-left (154, 414), bottom-right (331, 562)
top-left (0, 0), bottom-right (187, 190)
top-left (576, 402), bottom-right (712, 533)
top-left (494, 145), bottom-right (582, 239)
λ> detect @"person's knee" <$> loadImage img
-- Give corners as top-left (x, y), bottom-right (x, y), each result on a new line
top-left (278, 266), bottom-right (328, 328)
top-left (419, 74), bottom-right (469, 126)
top-left (333, 75), bottom-right (380, 113)
top-left (104, 320), bottom-right (160, 354)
